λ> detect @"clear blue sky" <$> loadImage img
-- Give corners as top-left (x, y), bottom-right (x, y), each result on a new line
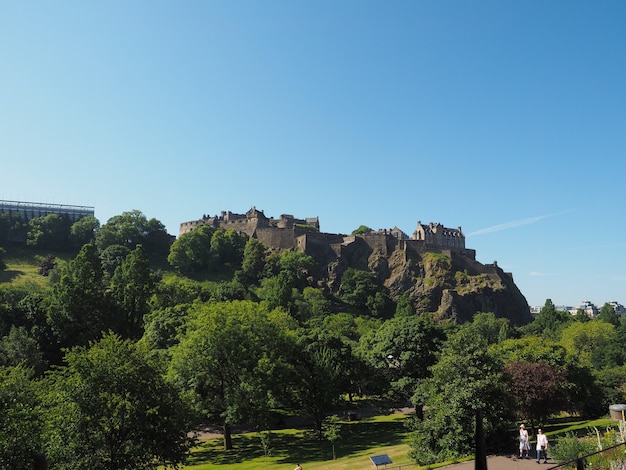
top-left (2, 1), bottom-right (625, 308)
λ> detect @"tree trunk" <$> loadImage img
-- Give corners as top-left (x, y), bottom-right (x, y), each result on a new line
top-left (223, 422), bottom-right (233, 450)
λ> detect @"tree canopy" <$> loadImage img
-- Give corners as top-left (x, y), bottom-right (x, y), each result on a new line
top-left (42, 333), bottom-right (195, 469)
top-left (168, 300), bottom-right (298, 449)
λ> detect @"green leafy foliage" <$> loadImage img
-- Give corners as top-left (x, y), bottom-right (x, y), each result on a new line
top-left (41, 333), bottom-right (196, 469)
top-left (46, 244), bottom-right (113, 355)
top-left (322, 415), bottom-right (342, 460)
top-left (520, 298), bottom-right (572, 339)
top-left (0, 365), bottom-right (43, 469)
top-left (351, 225), bottom-right (372, 234)
top-left (96, 210), bottom-right (171, 255)
top-left (2, 207), bottom-right (626, 469)
top-left (167, 225), bottom-right (214, 274)
top-left (339, 268), bottom-right (389, 315)
top-left (359, 314), bottom-right (446, 401)
top-left (69, 215), bottom-right (100, 247)
top-left (27, 213), bottom-right (71, 250)
top-left (240, 237), bottom-right (268, 284)
top-left (169, 301), bottom-right (298, 449)
top-left (109, 244), bottom-right (154, 338)
top-left (409, 328), bottom-right (512, 464)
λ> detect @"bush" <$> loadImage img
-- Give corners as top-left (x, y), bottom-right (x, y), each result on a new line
top-left (551, 432), bottom-right (597, 464)
top-left (551, 427), bottom-right (626, 469)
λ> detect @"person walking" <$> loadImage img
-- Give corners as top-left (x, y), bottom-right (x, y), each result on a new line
top-left (536, 429), bottom-right (548, 464)
top-left (519, 424), bottom-right (530, 459)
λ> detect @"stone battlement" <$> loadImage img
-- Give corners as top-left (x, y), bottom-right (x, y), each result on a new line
top-left (180, 208), bottom-right (473, 262)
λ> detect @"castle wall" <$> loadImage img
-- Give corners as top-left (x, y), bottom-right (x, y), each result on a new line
top-left (179, 210), bottom-right (474, 264)
top-left (358, 233), bottom-right (391, 255)
top-left (401, 239), bottom-right (474, 259)
top-left (297, 232), bottom-right (345, 266)
top-left (256, 227), bottom-right (297, 250)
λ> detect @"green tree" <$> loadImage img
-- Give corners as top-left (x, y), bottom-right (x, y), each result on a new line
top-left (466, 312), bottom-right (513, 344)
top-left (168, 300), bottom-right (297, 450)
top-left (27, 214), bottom-right (71, 250)
top-left (141, 305), bottom-right (190, 350)
top-left (521, 299), bottom-right (571, 339)
top-left (47, 244), bottom-right (111, 355)
top-left (395, 292), bottom-right (415, 317)
top-left (0, 326), bottom-right (47, 374)
top-left (143, 217), bottom-right (174, 255)
top-left (351, 225), bottom-right (372, 235)
top-left (322, 415), bottom-right (342, 460)
top-left (210, 228), bottom-right (247, 266)
top-left (359, 314), bottom-right (446, 401)
top-left (70, 215), bottom-right (100, 248)
top-left (0, 365), bottom-right (43, 469)
top-left (42, 333), bottom-right (195, 470)
top-left (278, 251), bottom-right (316, 288)
top-left (96, 210), bottom-right (170, 255)
top-left (99, 244), bottom-right (131, 278)
top-left (490, 336), bottom-right (568, 369)
top-left (210, 279), bottom-right (248, 302)
top-left (150, 276), bottom-right (210, 310)
top-left (591, 319), bottom-right (626, 368)
top-left (258, 271), bottom-right (296, 312)
top-left (409, 328), bottom-right (511, 465)
top-left (109, 245), bottom-right (154, 339)
top-left (240, 238), bottom-right (268, 284)
top-left (291, 342), bottom-right (343, 436)
top-left (295, 286), bottom-right (332, 321)
top-left (339, 268), bottom-right (384, 314)
top-left (167, 225), bottom-right (214, 274)
top-left (559, 320), bottom-right (616, 367)
top-left (596, 303), bottom-right (620, 326)
top-left (0, 212), bottom-right (26, 245)
top-left (302, 313), bottom-right (367, 403)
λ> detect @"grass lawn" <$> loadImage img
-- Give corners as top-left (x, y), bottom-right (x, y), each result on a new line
top-left (0, 247), bottom-right (74, 288)
top-left (177, 414), bottom-right (620, 470)
top-left (180, 413), bottom-right (422, 470)
top-left (542, 416), bottom-right (617, 442)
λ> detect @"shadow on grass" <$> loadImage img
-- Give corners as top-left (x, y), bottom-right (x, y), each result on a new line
top-left (187, 416), bottom-right (409, 466)
top-left (0, 269), bottom-right (23, 283)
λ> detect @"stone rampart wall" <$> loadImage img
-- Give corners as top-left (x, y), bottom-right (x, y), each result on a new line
top-left (256, 228), bottom-right (297, 250)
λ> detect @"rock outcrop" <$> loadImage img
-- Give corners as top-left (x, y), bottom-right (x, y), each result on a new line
top-left (325, 242), bottom-right (532, 326)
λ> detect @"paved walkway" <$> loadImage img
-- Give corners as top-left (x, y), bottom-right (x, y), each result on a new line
top-left (441, 455), bottom-right (556, 470)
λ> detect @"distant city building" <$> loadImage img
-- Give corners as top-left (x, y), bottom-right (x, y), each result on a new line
top-left (0, 200), bottom-right (94, 223)
top-left (530, 304), bottom-right (573, 317)
top-left (569, 300), bottom-right (599, 317)
top-left (530, 300), bottom-right (626, 318)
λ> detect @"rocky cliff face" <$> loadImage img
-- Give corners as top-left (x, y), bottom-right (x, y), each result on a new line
top-left (325, 240), bottom-right (532, 326)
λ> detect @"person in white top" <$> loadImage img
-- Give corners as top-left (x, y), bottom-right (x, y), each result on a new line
top-left (519, 424), bottom-right (530, 459)
top-left (536, 428), bottom-right (549, 463)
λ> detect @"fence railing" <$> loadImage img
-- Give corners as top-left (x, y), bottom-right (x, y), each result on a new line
top-left (546, 441), bottom-right (626, 469)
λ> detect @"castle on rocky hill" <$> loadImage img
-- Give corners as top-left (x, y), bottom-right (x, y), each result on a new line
top-left (179, 207), bottom-right (477, 263)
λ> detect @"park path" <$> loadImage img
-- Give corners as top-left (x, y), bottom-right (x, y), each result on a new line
top-left (441, 455), bottom-right (556, 470)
